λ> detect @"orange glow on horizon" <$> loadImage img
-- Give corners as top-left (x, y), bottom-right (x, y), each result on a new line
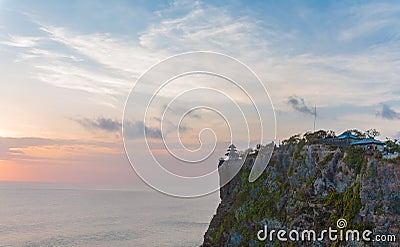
top-left (0, 157), bottom-right (135, 184)
top-left (0, 160), bottom-right (36, 182)
top-left (9, 144), bottom-right (122, 159)
top-left (0, 143), bottom-right (129, 183)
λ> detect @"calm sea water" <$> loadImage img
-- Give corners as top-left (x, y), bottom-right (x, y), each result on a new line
top-left (0, 182), bottom-right (220, 247)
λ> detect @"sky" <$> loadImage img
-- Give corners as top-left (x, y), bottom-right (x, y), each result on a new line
top-left (0, 0), bottom-right (399, 186)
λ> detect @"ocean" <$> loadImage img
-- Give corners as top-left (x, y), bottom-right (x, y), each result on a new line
top-left (0, 182), bottom-right (220, 247)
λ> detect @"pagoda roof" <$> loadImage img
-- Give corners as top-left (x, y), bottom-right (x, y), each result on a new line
top-left (351, 138), bottom-right (384, 146)
top-left (337, 131), bottom-right (359, 140)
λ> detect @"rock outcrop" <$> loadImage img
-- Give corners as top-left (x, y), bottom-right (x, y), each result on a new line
top-left (202, 142), bottom-right (399, 246)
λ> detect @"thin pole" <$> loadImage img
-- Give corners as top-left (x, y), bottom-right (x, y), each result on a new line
top-left (313, 105), bottom-right (316, 132)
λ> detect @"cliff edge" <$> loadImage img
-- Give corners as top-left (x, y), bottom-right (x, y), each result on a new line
top-left (202, 142), bottom-right (399, 246)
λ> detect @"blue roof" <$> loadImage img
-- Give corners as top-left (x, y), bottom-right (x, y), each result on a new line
top-left (351, 138), bottom-right (384, 146)
top-left (337, 131), bottom-right (359, 140)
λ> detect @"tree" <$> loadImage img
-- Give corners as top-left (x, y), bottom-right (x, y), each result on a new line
top-left (281, 134), bottom-right (301, 145)
top-left (303, 130), bottom-right (334, 143)
top-left (365, 128), bottom-right (380, 139)
top-left (385, 138), bottom-right (400, 153)
top-left (304, 131), bottom-right (324, 142)
top-left (326, 130), bottom-right (336, 138)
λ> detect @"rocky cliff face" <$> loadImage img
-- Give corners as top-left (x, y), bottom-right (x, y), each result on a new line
top-left (202, 143), bottom-right (399, 246)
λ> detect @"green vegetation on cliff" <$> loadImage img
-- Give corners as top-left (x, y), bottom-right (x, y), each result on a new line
top-left (202, 133), bottom-right (399, 247)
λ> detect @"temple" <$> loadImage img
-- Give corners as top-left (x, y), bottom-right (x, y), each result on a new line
top-left (323, 131), bottom-right (385, 151)
top-left (218, 144), bottom-right (240, 167)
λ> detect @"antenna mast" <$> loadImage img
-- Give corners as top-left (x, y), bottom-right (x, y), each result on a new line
top-left (313, 105), bottom-right (317, 132)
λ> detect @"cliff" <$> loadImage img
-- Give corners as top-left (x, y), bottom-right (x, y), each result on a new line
top-left (202, 142), bottom-right (399, 246)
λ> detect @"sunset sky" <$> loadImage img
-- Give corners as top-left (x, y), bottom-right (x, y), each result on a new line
top-left (1, 0), bottom-right (399, 186)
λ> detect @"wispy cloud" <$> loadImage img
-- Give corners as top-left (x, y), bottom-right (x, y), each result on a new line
top-left (0, 25), bottom-right (163, 99)
top-left (140, 1), bottom-right (270, 59)
top-left (124, 121), bottom-right (162, 139)
top-left (287, 95), bottom-right (316, 116)
top-left (339, 3), bottom-right (400, 41)
top-left (0, 137), bottom-right (121, 162)
top-left (0, 35), bottom-right (42, 47)
top-left (376, 104), bottom-right (400, 120)
top-left (74, 117), bottom-right (164, 139)
top-left (9, 144), bottom-right (121, 160)
top-left (76, 117), bottom-right (121, 132)
top-left (38, 24), bottom-right (164, 76)
top-left (17, 48), bottom-right (83, 62)
top-left (0, 137), bottom-right (57, 160)
top-left (161, 104), bottom-right (203, 119)
top-left (2, 1), bottom-right (398, 109)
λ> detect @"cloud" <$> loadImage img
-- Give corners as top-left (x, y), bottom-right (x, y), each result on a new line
top-left (75, 116), bottom-right (192, 139)
top-left (161, 104), bottom-right (203, 119)
top-left (376, 104), bottom-right (400, 120)
top-left (1, 1), bottom-right (400, 140)
top-left (0, 25), bottom-right (161, 98)
top-left (2, 1), bottom-right (398, 109)
top-left (178, 124), bottom-right (191, 132)
top-left (76, 117), bottom-right (121, 132)
top-left (0, 137), bottom-right (120, 162)
top-left (124, 121), bottom-right (162, 139)
top-left (287, 95), bottom-right (316, 116)
top-left (75, 117), bottom-right (163, 139)
top-left (9, 144), bottom-right (121, 160)
top-left (187, 112), bottom-right (202, 119)
top-left (38, 24), bottom-right (164, 75)
top-left (0, 35), bottom-right (42, 47)
top-left (18, 48), bottom-right (83, 62)
top-left (0, 137), bottom-right (58, 160)
top-left (338, 3), bottom-right (400, 41)
top-left (139, 1), bottom-right (270, 59)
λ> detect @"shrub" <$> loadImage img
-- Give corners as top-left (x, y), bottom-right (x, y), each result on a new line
top-left (343, 147), bottom-right (366, 174)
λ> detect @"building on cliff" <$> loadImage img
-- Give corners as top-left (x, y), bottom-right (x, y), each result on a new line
top-left (219, 144), bottom-right (240, 167)
top-left (351, 138), bottom-right (385, 151)
top-left (225, 144), bottom-right (240, 160)
top-left (323, 131), bottom-right (385, 151)
top-left (322, 131), bottom-right (359, 147)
